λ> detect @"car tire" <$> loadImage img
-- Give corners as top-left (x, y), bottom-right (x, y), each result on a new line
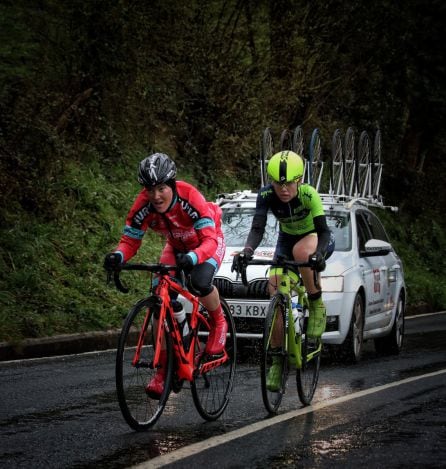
top-left (374, 292), bottom-right (405, 355)
top-left (341, 292), bottom-right (364, 363)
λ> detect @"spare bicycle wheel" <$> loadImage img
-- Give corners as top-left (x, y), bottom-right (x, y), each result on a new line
top-left (292, 125), bottom-right (304, 157)
top-left (279, 128), bottom-right (292, 151)
top-left (260, 127), bottom-right (274, 187)
top-left (344, 127), bottom-right (356, 196)
top-left (331, 128), bottom-right (344, 195)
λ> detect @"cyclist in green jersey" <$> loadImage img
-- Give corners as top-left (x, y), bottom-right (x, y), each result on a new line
top-left (232, 150), bottom-right (334, 390)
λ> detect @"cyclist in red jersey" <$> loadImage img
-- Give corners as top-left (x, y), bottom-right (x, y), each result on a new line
top-left (104, 153), bottom-right (227, 398)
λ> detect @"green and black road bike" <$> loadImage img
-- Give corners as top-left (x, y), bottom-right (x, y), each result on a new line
top-left (240, 258), bottom-right (322, 414)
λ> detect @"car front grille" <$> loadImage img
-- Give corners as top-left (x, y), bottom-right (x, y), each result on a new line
top-left (214, 278), bottom-right (269, 299)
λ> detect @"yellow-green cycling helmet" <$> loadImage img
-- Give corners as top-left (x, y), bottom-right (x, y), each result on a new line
top-left (267, 150), bottom-right (304, 183)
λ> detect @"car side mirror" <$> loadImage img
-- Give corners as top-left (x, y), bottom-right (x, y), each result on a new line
top-left (361, 239), bottom-right (392, 257)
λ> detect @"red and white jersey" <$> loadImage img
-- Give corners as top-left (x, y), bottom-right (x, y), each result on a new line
top-left (115, 181), bottom-right (224, 264)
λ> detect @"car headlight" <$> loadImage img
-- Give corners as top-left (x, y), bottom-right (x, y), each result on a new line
top-left (321, 276), bottom-right (344, 292)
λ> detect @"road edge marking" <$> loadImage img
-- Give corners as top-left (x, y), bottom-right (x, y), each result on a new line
top-left (135, 368), bottom-right (446, 468)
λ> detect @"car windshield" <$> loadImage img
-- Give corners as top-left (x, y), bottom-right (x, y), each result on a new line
top-left (221, 206), bottom-right (351, 251)
top-left (326, 211), bottom-right (351, 251)
top-left (221, 207), bottom-right (278, 247)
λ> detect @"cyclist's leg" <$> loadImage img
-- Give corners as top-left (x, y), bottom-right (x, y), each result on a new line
top-left (189, 233), bottom-right (227, 355)
top-left (293, 233), bottom-right (332, 338)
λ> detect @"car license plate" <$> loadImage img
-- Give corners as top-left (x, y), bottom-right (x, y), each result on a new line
top-left (226, 300), bottom-right (269, 318)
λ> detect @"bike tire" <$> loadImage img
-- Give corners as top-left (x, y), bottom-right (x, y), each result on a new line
top-left (344, 127), bottom-right (355, 196)
top-left (357, 131), bottom-right (370, 197)
top-left (191, 299), bottom-right (237, 421)
top-left (372, 129), bottom-right (382, 197)
top-left (309, 128), bottom-right (322, 190)
top-left (331, 128), bottom-right (344, 195)
top-left (116, 297), bottom-right (173, 431)
top-left (292, 125), bottom-right (304, 157)
top-left (260, 127), bottom-right (274, 187)
top-left (261, 295), bottom-right (288, 415)
top-left (296, 313), bottom-right (321, 406)
top-left (279, 128), bottom-right (292, 150)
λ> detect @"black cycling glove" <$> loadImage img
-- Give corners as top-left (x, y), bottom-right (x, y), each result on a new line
top-left (176, 253), bottom-right (194, 272)
top-left (231, 247), bottom-right (254, 273)
top-left (309, 251), bottom-right (326, 272)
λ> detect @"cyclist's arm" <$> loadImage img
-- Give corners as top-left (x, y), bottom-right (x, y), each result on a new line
top-left (114, 189), bottom-right (151, 262)
top-left (244, 189), bottom-right (270, 252)
top-left (314, 215), bottom-right (330, 256)
top-left (177, 183), bottom-right (218, 264)
top-left (303, 184), bottom-right (331, 257)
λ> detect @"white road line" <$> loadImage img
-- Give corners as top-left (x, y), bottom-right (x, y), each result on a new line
top-left (134, 368), bottom-right (446, 469)
top-left (406, 310), bottom-right (446, 319)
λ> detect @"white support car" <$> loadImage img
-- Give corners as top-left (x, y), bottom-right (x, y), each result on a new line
top-left (214, 190), bottom-right (406, 362)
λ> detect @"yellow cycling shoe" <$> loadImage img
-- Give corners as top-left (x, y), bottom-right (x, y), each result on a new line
top-left (266, 362), bottom-right (282, 392)
top-left (307, 298), bottom-right (326, 338)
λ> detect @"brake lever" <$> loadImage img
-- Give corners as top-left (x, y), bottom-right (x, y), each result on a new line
top-left (113, 269), bottom-right (129, 293)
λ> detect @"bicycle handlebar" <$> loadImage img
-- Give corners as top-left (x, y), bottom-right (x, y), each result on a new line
top-left (240, 258), bottom-right (318, 290)
top-left (106, 263), bottom-right (181, 294)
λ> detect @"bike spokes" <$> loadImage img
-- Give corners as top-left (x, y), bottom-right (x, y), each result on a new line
top-left (261, 296), bottom-right (288, 414)
top-left (296, 336), bottom-right (321, 405)
top-left (191, 302), bottom-right (236, 421)
top-left (116, 298), bottom-right (173, 431)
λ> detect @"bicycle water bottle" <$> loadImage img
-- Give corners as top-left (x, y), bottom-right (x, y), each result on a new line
top-left (291, 296), bottom-right (303, 340)
top-left (172, 300), bottom-right (190, 348)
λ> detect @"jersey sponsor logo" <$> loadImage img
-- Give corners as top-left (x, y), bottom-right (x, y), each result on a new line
top-left (134, 205), bottom-right (151, 226)
top-left (302, 191), bottom-right (312, 201)
top-left (171, 229), bottom-right (195, 240)
top-left (260, 188), bottom-right (273, 198)
top-left (178, 198), bottom-right (199, 219)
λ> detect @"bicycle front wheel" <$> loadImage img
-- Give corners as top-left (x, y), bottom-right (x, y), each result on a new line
top-left (296, 333), bottom-right (321, 406)
top-left (191, 299), bottom-right (237, 421)
top-left (116, 298), bottom-right (173, 431)
top-left (261, 295), bottom-right (288, 414)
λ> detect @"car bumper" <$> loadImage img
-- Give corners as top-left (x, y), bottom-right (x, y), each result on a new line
top-left (224, 290), bottom-right (356, 343)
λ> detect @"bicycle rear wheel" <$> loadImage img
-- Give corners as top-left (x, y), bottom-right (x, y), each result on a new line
top-left (296, 330), bottom-right (321, 406)
top-left (191, 299), bottom-right (237, 421)
top-left (261, 295), bottom-right (288, 414)
top-left (116, 297), bottom-right (173, 431)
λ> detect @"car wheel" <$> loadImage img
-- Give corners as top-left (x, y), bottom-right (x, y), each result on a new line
top-left (341, 292), bottom-right (364, 363)
top-left (374, 292), bottom-right (405, 355)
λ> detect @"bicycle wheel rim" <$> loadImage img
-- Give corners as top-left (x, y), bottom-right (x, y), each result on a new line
top-left (261, 127), bottom-right (274, 187)
top-left (261, 295), bottom-right (288, 414)
top-left (115, 298), bottom-right (173, 431)
top-left (292, 125), bottom-right (304, 157)
top-left (344, 127), bottom-right (355, 196)
top-left (296, 335), bottom-right (321, 406)
top-left (279, 128), bottom-right (292, 150)
top-left (357, 131), bottom-right (370, 197)
top-left (331, 129), bottom-right (343, 195)
top-left (309, 128), bottom-right (322, 190)
top-left (191, 300), bottom-right (236, 421)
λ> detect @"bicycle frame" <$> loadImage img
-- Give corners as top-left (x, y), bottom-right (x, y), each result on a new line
top-left (270, 266), bottom-right (307, 368)
top-left (137, 273), bottom-right (229, 382)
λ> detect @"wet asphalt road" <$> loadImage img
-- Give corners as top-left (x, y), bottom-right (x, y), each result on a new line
top-left (0, 313), bottom-right (445, 468)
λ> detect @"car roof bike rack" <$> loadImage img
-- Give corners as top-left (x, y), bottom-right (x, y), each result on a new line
top-left (258, 126), bottom-right (398, 212)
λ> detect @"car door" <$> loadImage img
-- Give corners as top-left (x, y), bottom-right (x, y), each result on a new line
top-left (361, 209), bottom-right (397, 320)
top-left (356, 210), bottom-right (389, 331)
